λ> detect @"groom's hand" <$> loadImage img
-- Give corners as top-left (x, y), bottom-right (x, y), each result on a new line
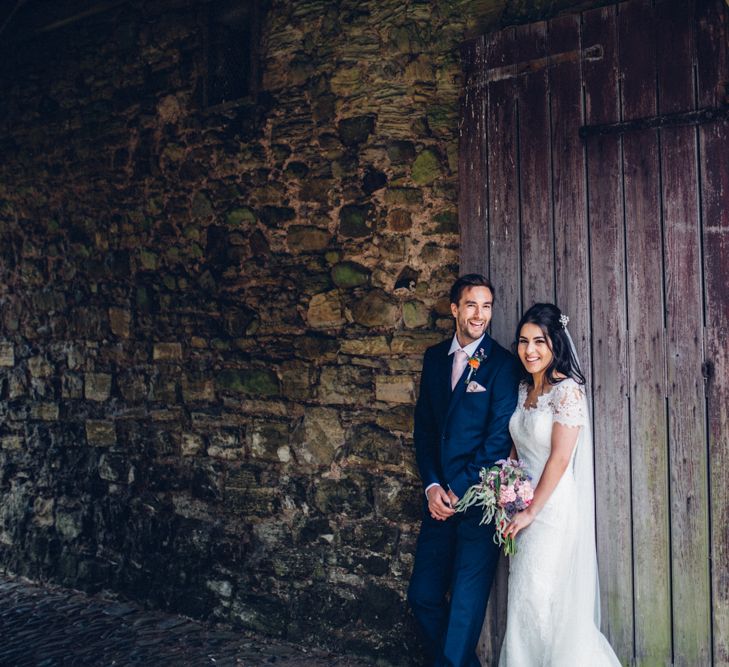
top-left (427, 485), bottom-right (456, 521)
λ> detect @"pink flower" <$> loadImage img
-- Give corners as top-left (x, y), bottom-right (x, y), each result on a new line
top-left (500, 485), bottom-right (517, 504)
top-left (517, 483), bottom-right (534, 503)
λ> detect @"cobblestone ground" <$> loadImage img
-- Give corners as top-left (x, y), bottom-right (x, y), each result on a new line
top-left (0, 575), bottom-right (373, 667)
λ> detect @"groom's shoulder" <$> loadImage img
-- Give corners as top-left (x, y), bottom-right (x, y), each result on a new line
top-left (488, 338), bottom-right (520, 372)
top-left (487, 337), bottom-right (513, 361)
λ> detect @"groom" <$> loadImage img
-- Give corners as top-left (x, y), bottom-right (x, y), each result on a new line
top-left (408, 274), bottom-right (521, 667)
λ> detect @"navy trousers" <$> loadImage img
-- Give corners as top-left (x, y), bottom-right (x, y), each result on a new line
top-left (408, 506), bottom-right (501, 667)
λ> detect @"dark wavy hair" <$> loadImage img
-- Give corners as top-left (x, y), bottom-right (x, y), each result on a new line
top-left (514, 303), bottom-right (586, 386)
top-left (449, 274), bottom-right (496, 305)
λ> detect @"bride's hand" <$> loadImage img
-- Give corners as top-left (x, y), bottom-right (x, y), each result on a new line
top-left (504, 509), bottom-right (535, 539)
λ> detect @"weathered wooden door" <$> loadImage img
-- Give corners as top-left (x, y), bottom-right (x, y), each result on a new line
top-left (459, 1), bottom-right (729, 665)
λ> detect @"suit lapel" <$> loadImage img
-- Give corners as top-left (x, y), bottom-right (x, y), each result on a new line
top-left (445, 334), bottom-right (494, 421)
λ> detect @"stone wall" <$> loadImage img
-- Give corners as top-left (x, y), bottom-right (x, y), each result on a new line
top-left (0, 0), bottom-right (593, 662)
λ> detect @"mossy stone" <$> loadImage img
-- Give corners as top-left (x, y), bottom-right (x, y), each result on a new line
top-left (403, 300), bottom-right (430, 328)
top-left (411, 149), bottom-right (441, 184)
top-left (140, 250), bottom-right (157, 270)
top-left (384, 188), bottom-right (423, 205)
top-left (331, 261), bottom-right (370, 288)
top-left (215, 369), bottom-right (279, 396)
top-left (339, 204), bottom-right (373, 238)
top-left (226, 207), bottom-right (256, 225)
top-left (432, 210), bottom-right (458, 234)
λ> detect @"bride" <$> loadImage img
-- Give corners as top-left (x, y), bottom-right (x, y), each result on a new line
top-left (498, 303), bottom-right (621, 666)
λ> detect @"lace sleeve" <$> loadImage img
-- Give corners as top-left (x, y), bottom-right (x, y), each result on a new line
top-left (551, 379), bottom-right (587, 428)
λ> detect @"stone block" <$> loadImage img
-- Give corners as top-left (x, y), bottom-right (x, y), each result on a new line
top-left (337, 114), bottom-right (375, 146)
top-left (287, 225), bottom-right (330, 252)
top-left (140, 250), bottom-right (158, 270)
top-left (411, 148), bottom-right (442, 184)
top-left (339, 204), bottom-right (373, 238)
top-left (403, 300), bottom-right (430, 328)
top-left (99, 452), bottom-right (135, 484)
top-left (226, 207), bottom-right (256, 225)
top-left (339, 336), bottom-right (390, 356)
top-left (108, 307), bottom-right (131, 338)
top-left (314, 476), bottom-right (373, 517)
top-left (56, 511), bottom-right (83, 541)
top-left (153, 343), bottom-right (182, 361)
top-left (33, 497), bottom-right (54, 528)
top-left (28, 356), bottom-right (52, 377)
top-left (374, 478), bottom-right (421, 523)
top-left (387, 209), bottom-right (412, 231)
top-left (1, 435), bottom-right (23, 450)
top-left (0, 342), bottom-right (14, 366)
top-left (347, 423), bottom-right (400, 465)
top-left (250, 420), bottom-right (289, 461)
top-left (225, 487), bottom-right (278, 516)
top-left (85, 373), bottom-right (112, 401)
top-left (391, 332), bottom-right (444, 354)
top-left (291, 407), bottom-right (344, 466)
top-left (331, 261), bottom-right (370, 288)
top-left (306, 290), bottom-right (345, 329)
top-left (207, 430), bottom-right (245, 460)
top-left (206, 579), bottom-right (233, 598)
top-left (214, 368), bottom-right (279, 396)
top-left (31, 403), bottom-right (59, 421)
top-left (181, 433), bottom-right (204, 456)
top-left (280, 362), bottom-right (316, 401)
top-left (375, 376), bottom-right (415, 404)
top-left (318, 366), bottom-right (371, 405)
top-left (86, 420), bottom-right (116, 447)
top-left (352, 290), bottom-right (399, 328)
top-left (387, 140), bottom-right (416, 164)
top-left (181, 375), bottom-right (215, 403)
top-left (376, 406), bottom-right (414, 434)
top-left (62, 373), bottom-right (83, 399)
top-left (384, 187), bottom-right (423, 206)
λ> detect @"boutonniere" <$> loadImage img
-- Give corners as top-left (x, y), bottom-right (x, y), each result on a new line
top-left (465, 348), bottom-right (487, 385)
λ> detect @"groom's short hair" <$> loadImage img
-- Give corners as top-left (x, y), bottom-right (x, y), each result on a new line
top-left (450, 274), bottom-right (495, 306)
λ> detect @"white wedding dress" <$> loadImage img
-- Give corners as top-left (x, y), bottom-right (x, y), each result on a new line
top-left (498, 379), bottom-right (622, 666)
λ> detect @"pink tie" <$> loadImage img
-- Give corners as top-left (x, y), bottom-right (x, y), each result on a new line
top-left (451, 349), bottom-right (469, 390)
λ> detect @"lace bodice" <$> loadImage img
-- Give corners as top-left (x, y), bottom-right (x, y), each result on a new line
top-left (508, 378), bottom-right (586, 485)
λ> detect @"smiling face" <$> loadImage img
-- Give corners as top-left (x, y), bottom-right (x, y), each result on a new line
top-left (517, 322), bottom-right (554, 378)
top-left (450, 286), bottom-right (493, 346)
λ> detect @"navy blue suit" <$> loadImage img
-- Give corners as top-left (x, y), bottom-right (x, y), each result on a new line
top-left (408, 333), bottom-right (521, 667)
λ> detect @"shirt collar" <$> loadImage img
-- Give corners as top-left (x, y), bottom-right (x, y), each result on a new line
top-left (448, 333), bottom-right (486, 358)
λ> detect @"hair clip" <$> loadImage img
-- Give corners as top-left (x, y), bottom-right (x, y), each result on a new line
top-left (559, 314), bottom-right (569, 329)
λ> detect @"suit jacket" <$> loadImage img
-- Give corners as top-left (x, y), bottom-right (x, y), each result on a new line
top-left (414, 333), bottom-right (521, 499)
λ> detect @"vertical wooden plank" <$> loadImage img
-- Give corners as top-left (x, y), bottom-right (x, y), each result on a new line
top-left (485, 27), bottom-right (520, 349)
top-left (700, 117), bottom-right (729, 667)
top-left (459, 36), bottom-right (488, 275)
top-left (514, 21), bottom-right (554, 306)
top-left (549, 13), bottom-right (592, 389)
top-left (582, 5), bottom-right (634, 659)
top-left (696, 1), bottom-right (729, 663)
top-left (656, 0), bottom-right (712, 663)
top-left (618, 3), bottom-right (672, 665)
top-left (475, 28), bottom-right (519, 666)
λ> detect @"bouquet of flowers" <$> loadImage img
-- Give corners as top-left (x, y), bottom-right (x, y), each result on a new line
top-left (455, 458), bottom-right (534, 555)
